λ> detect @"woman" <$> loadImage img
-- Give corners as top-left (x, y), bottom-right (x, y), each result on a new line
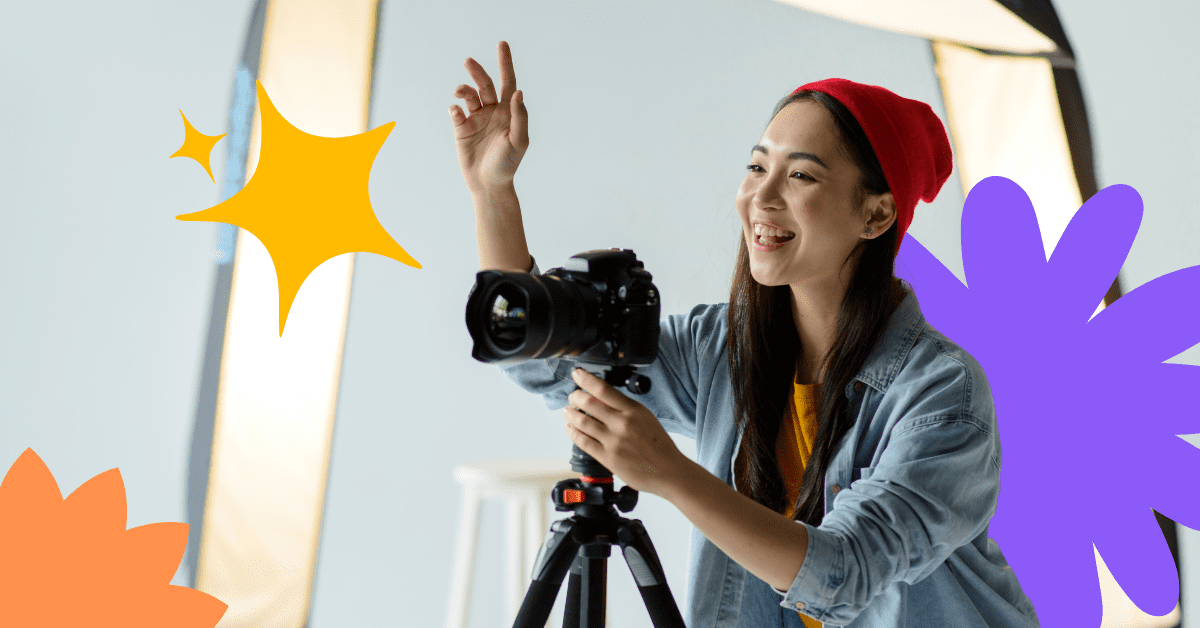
top-left (450, 41), bottom-right (1040, 628)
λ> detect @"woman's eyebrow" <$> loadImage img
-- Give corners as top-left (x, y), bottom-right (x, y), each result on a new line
top-left (751, 144), bottom-right (828, 169)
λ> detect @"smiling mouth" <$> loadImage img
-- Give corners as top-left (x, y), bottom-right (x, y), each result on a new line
top-left (754, 232), bottom-right (795, 246)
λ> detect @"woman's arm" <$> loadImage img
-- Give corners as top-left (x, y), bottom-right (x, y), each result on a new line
top-left (659, 456), bottom-right (809, 592)
top-left (473, 182), bottom-right (533, 272)
top-left (666, 411), bottom-right (1000, 625)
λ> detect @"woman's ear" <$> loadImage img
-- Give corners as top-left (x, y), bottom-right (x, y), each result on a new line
top-left (864, 191), bottom-right (897, 235)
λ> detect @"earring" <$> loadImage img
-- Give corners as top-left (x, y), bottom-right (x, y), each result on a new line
top-left (864, 227), bottom-right (873, 236)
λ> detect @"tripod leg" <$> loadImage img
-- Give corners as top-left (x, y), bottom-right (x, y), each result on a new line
top-left (617, 519), bottom-right (687, 628)
top-left (578, 542), bottom-right (609, 628)
top-left (526, 491), bottom-right (551, 628)
top-left (512, 518), bottom-right (581, 628)
top-left (563, 555), bottom-right (580, 628)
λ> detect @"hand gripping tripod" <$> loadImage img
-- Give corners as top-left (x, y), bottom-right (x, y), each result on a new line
top-left (510, 365), bottom-right (686, 628)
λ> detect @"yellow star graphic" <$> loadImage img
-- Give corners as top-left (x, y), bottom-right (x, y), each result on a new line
top-left (177, 81), bottom-right (420, 336)
top-left (169, 109), bottom-right (226, 182)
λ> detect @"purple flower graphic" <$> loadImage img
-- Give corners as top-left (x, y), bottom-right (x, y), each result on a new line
top-left (895, 176), bottom-right (1200, 628)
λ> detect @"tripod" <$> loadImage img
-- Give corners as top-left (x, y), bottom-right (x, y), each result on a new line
top-left (511, 366), bottom-right (686, 628)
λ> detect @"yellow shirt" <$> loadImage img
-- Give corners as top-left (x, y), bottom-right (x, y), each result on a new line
top-left (775, 377), bottom-right (822, 628)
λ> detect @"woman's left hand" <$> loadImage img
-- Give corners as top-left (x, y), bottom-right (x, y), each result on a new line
top-left (562, 368), bottom-right (685, 495)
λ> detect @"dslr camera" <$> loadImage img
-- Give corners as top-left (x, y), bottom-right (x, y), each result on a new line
top-left (465, 248), bottom-right (661, 394)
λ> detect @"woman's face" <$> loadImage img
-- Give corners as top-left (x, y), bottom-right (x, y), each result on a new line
top-left (735, 99), bottom-right (869, 288)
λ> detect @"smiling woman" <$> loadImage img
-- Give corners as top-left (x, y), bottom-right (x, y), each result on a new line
top-left (731, 84), bottom-right (906, 527)
top-left (456, 41), bottom-right (1039, 627)
top-left (722, 81), bottom-right (960, 626)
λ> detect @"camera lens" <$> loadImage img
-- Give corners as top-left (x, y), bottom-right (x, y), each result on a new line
top-left (466, 270), bottom-right (602, 364)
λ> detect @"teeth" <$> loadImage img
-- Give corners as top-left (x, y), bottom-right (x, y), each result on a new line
top-left (754, 223), bottom-right (795, 238)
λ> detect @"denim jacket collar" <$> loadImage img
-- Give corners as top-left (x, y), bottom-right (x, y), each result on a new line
top-left (845, 279), bottom-right (925, 400)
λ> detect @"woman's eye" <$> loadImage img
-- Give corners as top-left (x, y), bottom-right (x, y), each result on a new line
top-left (745, 164), bottom-right (812, 181)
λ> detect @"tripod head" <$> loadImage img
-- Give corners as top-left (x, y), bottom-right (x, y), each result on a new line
top-left (557, 363), bottom-right (651, 516)
top-left (568, 364), bottom-right (651, 473)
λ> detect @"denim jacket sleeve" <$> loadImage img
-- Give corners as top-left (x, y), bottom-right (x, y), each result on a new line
top-left (780, 407), bottom-right (1001, 625)
top-left (493, 255), bottom-right (715, 439)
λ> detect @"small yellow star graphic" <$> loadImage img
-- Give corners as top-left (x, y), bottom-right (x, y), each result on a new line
top-left (169, 110), bottom-right (226, 183)
top-left (177, 81), bottom-right (420, 336)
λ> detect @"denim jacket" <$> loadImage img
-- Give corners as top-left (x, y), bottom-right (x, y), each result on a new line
top-left (497, 258), bottom-right (1040, 627)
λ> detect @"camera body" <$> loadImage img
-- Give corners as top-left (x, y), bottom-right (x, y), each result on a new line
top-left (466, 248), bottom-right (661, 368)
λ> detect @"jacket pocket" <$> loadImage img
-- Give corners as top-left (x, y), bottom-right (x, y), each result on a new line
top-left (851, 465), bottom-right (876, 483)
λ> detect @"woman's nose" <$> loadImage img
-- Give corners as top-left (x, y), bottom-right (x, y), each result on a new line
top-left (752, 176), bottom-right (786, 208)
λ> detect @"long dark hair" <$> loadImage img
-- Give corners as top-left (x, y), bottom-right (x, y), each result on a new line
top-left (727, 90), bottom-right (908, 525)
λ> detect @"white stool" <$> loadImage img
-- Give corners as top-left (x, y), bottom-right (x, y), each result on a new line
top-left (445, 458), bottom-right (583, 628)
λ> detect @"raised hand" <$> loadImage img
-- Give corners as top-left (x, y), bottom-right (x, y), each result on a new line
top-left (449, 40), bottom-right (529, 194)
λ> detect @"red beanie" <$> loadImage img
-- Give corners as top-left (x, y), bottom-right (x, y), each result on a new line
top-left (791, 79), bottom-right (953, 256)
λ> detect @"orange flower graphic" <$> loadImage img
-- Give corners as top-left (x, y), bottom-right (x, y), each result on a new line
top-left (0, 448), bottom-right (227, 627)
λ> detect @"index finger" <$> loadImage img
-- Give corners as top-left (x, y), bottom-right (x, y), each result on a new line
top-left (571, 368), bottom-right (632, 411)
top-left (497, 40), bottom-right (517, 104)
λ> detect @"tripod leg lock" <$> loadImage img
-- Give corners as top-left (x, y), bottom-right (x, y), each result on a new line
top-left (529, 518), bottom-right (584, 582)
top-left (617, 519), bottom-right (668, 587)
